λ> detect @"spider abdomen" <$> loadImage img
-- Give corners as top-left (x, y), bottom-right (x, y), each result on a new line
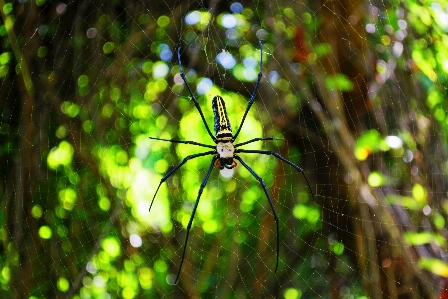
top-left (212, 96), bottom-right (233, 141)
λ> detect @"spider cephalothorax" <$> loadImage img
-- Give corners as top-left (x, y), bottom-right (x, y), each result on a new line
top-left (148, 42), bottom-right (315, 284)
top-left (215, 141), bottom-right (236, 169)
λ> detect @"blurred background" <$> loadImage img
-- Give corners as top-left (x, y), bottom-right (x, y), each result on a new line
top-left (1, 0), bottom-right (448, 298)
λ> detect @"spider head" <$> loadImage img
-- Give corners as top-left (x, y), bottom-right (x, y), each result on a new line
top-left (216, 142), bottom-right (236, 169)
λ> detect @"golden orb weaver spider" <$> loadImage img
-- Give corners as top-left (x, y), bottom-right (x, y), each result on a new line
top-left (148, 42), bottom-right (315, 284)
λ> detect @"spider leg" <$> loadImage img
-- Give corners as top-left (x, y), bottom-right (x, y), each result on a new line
top-left (177, 47), bottom-right (216, 143)
top-left (235, 149), bottom-right (315, 202)
top-left (175, 156), bottom-right (218, 284)
top-left (148, 136), bottom-right (215, 149)
top-left (234, 137), bottom-right (284, 148)
top-left (233, 155), bottom-right (280, 273)
top-left (232, 41), bottom-right (263, 142)
top-left (149, 151), bottom-right (215, 213)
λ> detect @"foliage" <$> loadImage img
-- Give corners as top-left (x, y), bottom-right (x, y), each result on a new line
top-left (0, 0), bottom-right (447, 298)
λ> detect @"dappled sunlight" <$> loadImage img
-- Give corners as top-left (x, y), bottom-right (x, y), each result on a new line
top-left (5, 0), bottom-right (447, 297)
top-left (130, 161), bottom-right (172, 234)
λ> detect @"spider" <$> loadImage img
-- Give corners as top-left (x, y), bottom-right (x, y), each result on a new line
top-left (148, 42), bottom-right (315, 284)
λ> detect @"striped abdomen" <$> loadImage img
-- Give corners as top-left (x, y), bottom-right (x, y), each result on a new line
top-left (212, 96), bottom-right (233, 141)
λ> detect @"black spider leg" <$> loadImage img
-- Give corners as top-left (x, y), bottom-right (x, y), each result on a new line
top-left (148, 136), bottom-right (215, 149)
top-left (234, 137), bottom-right (284, 148)
top-left (233, 155), bottom-right (280, 272)
top-left (175, 156), bottom-right (218, 284)
top-left (177, 47), bottom-right (216, 143)
top-left (232, 41), bottom-right (263, 142)
top-left (149, 151), bottom-right (215, 213)
top-left (235, 149), bottom-right (315, 202)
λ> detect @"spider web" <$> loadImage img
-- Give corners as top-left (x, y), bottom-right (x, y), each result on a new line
top-left (1, 0), bottom-right (447, 298)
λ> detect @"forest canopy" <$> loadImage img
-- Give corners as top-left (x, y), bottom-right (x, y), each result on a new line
top-left (0, 0), bottom-right (448, 298)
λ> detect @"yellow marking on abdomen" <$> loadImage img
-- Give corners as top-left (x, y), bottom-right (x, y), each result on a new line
top-left (212, 96), bottom-right (233, 139)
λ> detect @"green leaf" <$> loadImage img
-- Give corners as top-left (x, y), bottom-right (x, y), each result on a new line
top-left (0, 52), bottom-right (11, 65)
top-left (314, 43), bottom-right (331, 57)
top-left (38, 226), bottom-right (52, 239)
top-left (404, 231), bottom-right (445, 246)
top-left (325, 73), bottom-right (354, 91)
top-left (355, 129), bottom-right (382, 160)
top-left (103, 41), bottom-right (115, 54)
top-left (385, 195), bottom-right (420, 210)
top-left (412, 183), bottom-right (427, 204)
top-left (419, 258), bottom-right (448, 278)
top-left (2, 3), bottom-right (13, 15)
top-left (102, 236), bottom-right (121, 258)
top-left (367, 171), bottom-right (388, 187)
